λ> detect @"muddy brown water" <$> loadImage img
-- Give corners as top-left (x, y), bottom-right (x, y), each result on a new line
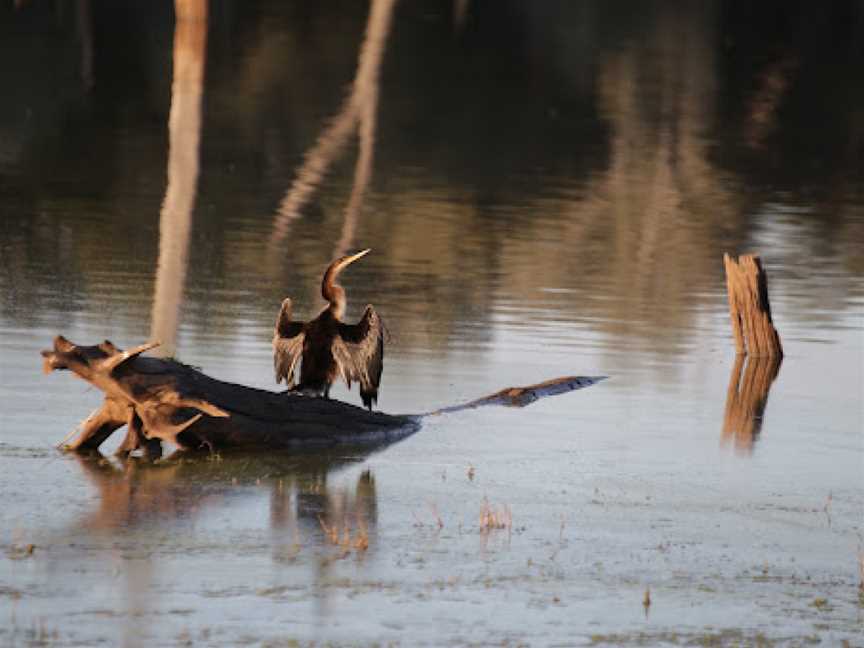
top-left (1, 2), bottom-right (862, 646)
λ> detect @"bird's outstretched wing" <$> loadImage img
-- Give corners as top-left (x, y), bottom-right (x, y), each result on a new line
top-left (333, 305), bottom-right (384, 410)
top-left (273, 298), bottom-right (306, 387)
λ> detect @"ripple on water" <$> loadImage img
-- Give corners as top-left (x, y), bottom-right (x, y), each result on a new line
top-left (0, 444), bottom-right (55, 460)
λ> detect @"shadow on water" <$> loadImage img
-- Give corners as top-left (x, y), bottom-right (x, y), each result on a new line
top-left (720, 355), bottom-right (782, 455)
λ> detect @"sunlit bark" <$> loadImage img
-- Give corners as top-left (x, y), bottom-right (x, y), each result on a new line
top-left (723, 253), bottom-right (783, 357)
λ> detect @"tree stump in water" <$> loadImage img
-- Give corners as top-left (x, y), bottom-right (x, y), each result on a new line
top-left (723, 253), bottom-right (783, 357)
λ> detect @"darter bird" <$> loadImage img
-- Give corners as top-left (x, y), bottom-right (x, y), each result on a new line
top-left (273, 249), bottom-right (384, 410)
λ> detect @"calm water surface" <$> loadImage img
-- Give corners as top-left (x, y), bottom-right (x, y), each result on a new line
top-left (1, 2), bottom-right (863, 646)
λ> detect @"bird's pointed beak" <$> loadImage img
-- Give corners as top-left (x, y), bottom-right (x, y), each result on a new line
top-left (326, 248), bottom-right (372, 280)
top-left (344, 248), bottom-right (371, 266)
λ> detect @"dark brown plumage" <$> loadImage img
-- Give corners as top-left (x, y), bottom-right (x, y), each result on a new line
top-left (273, 249), bottom-right (384, 410)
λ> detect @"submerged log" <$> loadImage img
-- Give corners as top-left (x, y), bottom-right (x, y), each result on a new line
top-left (42, 336), bottom-right (605, 456)
top-left (432, 375), bottom-right (606, 414)
top-left (723, 253), bottom-right (783, 357)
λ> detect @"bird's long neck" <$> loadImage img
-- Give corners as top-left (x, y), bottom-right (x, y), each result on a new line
top-left (322, 267), bottom-right (347, 320)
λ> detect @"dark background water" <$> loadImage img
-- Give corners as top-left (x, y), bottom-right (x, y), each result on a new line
top-left (1, 1), bottom-right (862, 645)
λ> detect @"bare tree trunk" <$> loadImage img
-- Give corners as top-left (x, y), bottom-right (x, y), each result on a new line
top-left (723, 253), bottom-right (783, 357)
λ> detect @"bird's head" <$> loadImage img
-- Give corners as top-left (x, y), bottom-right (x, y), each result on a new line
top-left (322, 249), bottom-right (371, 316)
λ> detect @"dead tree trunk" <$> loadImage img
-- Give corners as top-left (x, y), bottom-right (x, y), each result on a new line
top-left (42, 336), bottom-right (418, 457)
top-left (723, 253), bottom-right (783, 357)
top-left (42, 337), bottom-right (605, 457)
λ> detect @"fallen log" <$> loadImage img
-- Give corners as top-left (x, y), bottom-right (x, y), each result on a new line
top-left (41, 336), bottom-right (606, 457)
top-left (42, 336), bottom-right (418, 458)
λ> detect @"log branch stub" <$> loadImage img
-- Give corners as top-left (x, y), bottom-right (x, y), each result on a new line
top-left (722, 253), bottom-right (783, 357)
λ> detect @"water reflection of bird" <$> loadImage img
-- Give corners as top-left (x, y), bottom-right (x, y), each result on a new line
top-left (273, 249), bottom-right (384, 410)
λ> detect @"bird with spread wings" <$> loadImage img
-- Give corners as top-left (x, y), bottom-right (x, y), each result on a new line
top-left (273, 249), bottom-right (384, 410)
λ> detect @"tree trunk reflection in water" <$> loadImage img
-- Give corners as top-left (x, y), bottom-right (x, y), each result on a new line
top-left (149, 0), bottom-right (207, 358)
top-left (452, 0), bottom-right (470, 33)
top-left (721, 355), bottom-right (782, 455)
top-left (271, 0), bottom-right (397, 261)
top-left (76, 0), bottom-right (94, 90)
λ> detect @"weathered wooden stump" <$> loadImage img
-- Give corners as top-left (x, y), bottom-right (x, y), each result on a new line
top-left (723, 253), bottom-right (783, 357)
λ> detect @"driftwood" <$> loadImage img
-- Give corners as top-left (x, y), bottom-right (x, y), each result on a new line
top-left (42, 336), bottom-right (418, 458)
top-left (723, 253), bottom-right (783, 357)
top-left (42, 336), bottom-right (605, 457)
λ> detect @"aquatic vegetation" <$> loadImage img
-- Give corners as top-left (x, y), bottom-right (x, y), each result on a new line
top-left (412, 502), bottom-right (445, 530)
top-left (4, 543), bottom-right (36, 560)
top-left (479, 497), bottom-right (511, 533)
top-left (317, 515), bottom-right (369, 555)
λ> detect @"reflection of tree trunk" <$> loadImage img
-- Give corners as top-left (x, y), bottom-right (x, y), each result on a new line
top-left (272, 106), bottom-right (357, 242)
top-left (76, 0), bottom-right (94, 90)
top-left (269, 472), bottom-right (379, 586)
top-left (745, 55), bottom-right (799, 150)
top-left (270, 478), bottom-right (303, 562)
top-left (334, 58), bottom-right (380, 258)
top-left (121, 555), bottom-right (154, 644)
top-left (584, 6), bottom-right (742, 338)
top-left (271, 0), bottom-right (397, 251)
top-left (150, 0), bottom-right (207, 358)
top-left (317, 472), bottom-right (377, 552)
top-left (453, 0), bottom-right (469, 33)
top-left (721, 355), bottom-right (782, 455)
